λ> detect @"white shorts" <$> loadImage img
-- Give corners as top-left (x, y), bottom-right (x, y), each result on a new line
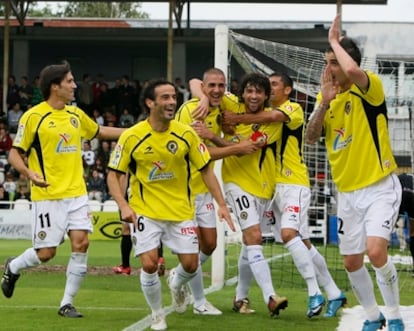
top-left (272, 184), bottom-right (311, 241)
top-left (225, 183), bottom-right (273, 231)
top-left (132, 216), bottom-right (199, 256)
top-left (194, 192), bottom-right (216, 228)
top-left (337, 174), bottom-right (402, 255)
top-left (32, 195), bottom-right (92, 249)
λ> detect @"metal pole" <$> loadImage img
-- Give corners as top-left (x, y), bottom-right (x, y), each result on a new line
top-left (167, 0), bottom-right (174, 82)
top-left (3, 0), bottom-right (10, 114)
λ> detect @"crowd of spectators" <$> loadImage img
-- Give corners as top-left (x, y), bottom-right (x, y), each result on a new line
top-left (0, 72), bottom-right (191, 206)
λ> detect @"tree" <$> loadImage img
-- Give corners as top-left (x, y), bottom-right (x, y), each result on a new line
top-left (61, 2), bottom-right (149, 19)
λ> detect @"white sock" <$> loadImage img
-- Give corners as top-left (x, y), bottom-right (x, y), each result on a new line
top-left (236, 244), bottom-right (253, 301)
top-left (9, 248), bottom-right (41, 274)
top-left (171, 264), bottom-right (196, 289)
top-left (188, 264), bottom-right (206, 308)
top-left (309, 245), bottom-right (341, 300)
top-left (373, 258), bottom-right (402, 320)
top-left (247, 245), bottom-right (275, 303)
top-left (347, 265), bottom-right (381, 321)
top-left (199, 251), bottom-right (210, 265)
top-left (285, 237), bottom-right (320, 296)
top-left (60, 252), bottom-right (87, 307)
top-left (141, 269), bottom-right (162, 312)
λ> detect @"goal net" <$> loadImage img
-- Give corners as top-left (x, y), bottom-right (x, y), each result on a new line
top-left (211, 25), bottom-right (414, 290)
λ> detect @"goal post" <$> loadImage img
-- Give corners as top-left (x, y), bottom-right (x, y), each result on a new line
top-left (211, 24), bottom-right (229, 289)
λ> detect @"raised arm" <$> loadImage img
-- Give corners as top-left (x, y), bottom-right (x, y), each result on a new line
top-left (188, 78), bottom-right (209, 120)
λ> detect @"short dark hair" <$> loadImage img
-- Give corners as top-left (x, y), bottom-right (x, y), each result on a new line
top-left (39, 61), bottom-right (71, 100)
top-left (140, 78), bottom-right (176, 113)
top-left (269, 71), bottom-right (293, 88)
top-left (326, 37), bottom-right (362, 66)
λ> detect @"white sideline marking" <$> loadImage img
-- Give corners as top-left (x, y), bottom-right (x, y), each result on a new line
top-left (337, 305), bottom-right (414, 331)
top-left (123, 252), bottom-right (291, 331)
top-left (0, 304), bottom-right (146, 311)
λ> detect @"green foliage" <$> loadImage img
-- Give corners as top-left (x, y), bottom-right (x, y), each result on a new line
top-left (62, 1), bottom-right (148, 18)
top-left (25, 1), bottom-right (149, 18)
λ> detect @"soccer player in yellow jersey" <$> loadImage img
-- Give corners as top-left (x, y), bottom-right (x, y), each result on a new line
top-left (106, 79), bottom-right (233, 331)
top-left (1, 61), bottom-right (124, 317)
top-left (192, 72), bottom-right (288, 317)
top-left (223, 70), bottom-right (348, 318)
top-left (176, 68), bottom-right (261, 315)
top-left (306, 15), bottom-right (404, 331)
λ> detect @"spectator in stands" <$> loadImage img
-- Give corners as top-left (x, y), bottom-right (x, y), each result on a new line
top-left (130, 79), bottom-right (142, 118)
top-left (31, 76), bottom-right (43, 106)
top-left (0, 127), bottom-right (13, 157)
top-left (3, 171), bottom-right (17, 201)
top-left (97, 82), bottom-right (114, 113)
top-left (305, 14), bottom-right (404, 331)
top-left (118, 108), bottom-right (135, 128)
top-left (15, 173), bottom-right (31, 200)
top-left (7, 102), bottom-right (23, 135)
top-left (96, 140), bottom-right (112, 165)
top-left (7, 75), bottom-right (19, 109)
top-left (92, 109), bottom-right (105, 126)
top-left (92, 73), bottom-right (105, 108)
top-left (0, 183), bottom-right (10, 209)
top-left (18, 76), bottom-right (33, 111)
top-left (81, 140), bottom-right (96, 167)
top-left (87, 168), bottom-right (106, 202)
top-left (117, 75), bottom-right (134, 117)
top-left (76, 73), bottom-right (94, 116)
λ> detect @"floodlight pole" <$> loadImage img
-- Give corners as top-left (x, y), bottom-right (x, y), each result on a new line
top-left (167, 0), bottom-right (174, 82)
top-left (3, 0), bottom-right (10, 114)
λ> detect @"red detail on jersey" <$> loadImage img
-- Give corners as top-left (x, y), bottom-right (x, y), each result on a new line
top-left (199, 143), bottom-right (207, 153)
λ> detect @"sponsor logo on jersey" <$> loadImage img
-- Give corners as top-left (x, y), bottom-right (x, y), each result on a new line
top-left (56, 133), bottom-right (77, 153)
top-left (149, 161), bottom-right (174, 181)
top-left (109, 143), bottom-right (123, 167)
top-left (14, 124), bottom-right (25, 145)
top-left (333, 127), bottom-right (352, 151)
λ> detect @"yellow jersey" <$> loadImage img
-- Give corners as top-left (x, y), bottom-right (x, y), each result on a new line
top-left (13, 101), bottom-right (99, 201)
top-left (108, 119), bottom-right (211, 221)
top-left (276, 100), bottom-right (310, 187)
top-left (175, 98), bottom-right (222, 195)
top-left (221, 94), bottom-right (282, 198)
top-left (316, 71), bottom-right (397, 192)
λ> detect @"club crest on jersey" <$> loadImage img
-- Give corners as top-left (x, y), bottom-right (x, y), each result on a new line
top-left (285, 104), bottom-right (293, 112)
top-left (251, 123), bottom-right (261, 132)
top-left (167, 140), bottom-right (178, 154)
top-left (37, 231), bottom-right (47, 240)
top-left (240, 211), bottom-right (248, 220)
top-left (70, 117), bottom-right (79, 128)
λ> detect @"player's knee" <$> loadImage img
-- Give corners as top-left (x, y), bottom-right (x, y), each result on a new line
top-left (36, 247), bottom-right (56, 262)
